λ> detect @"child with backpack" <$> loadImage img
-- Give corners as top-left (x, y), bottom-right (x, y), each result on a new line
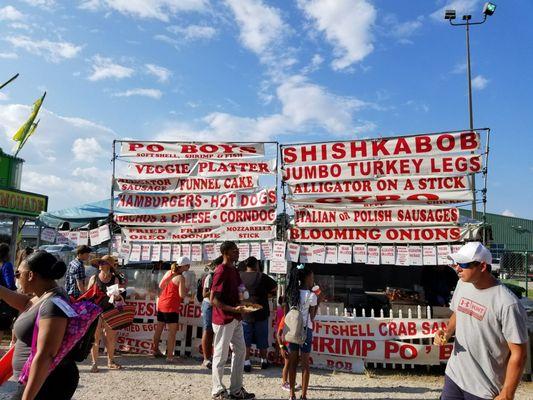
top-left (284, 264), bottom-right (317, 400)
top-left (276, 313), bottom-right (302, 393)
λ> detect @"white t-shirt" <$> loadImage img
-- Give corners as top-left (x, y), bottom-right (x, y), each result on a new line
top-left (299, 289), bottom-right (318, 328)
top-left (446, 279), bottom-right (528, 399)
top-left (202, 273), bottom-right (213, 305)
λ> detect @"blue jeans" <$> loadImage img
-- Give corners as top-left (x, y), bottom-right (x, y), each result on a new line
top-left (201, 301), bottom-right (213, 332)
top-left (441, 375), bottom-right (489, 400)
top-left (242, 319), bottom-right (269, 350)
top-left (288, 328), bottom-right (313, 354)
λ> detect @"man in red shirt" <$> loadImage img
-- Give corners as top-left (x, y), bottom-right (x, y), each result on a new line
top-left (210, 241), bottom-right (255, 400)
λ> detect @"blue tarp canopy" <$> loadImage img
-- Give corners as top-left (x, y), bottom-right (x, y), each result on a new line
top-left (38, 198), bottom-right (175, 228)
top-left (38, 198), bottom-right (114, 228)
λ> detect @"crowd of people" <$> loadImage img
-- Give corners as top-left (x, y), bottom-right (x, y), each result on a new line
top-left (0, 240), bottom-right (529, 400)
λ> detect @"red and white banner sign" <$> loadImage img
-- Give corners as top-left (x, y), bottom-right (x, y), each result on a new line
top-left (288, 175), bottom-right (471, 196)
top-left (120, 142), bottom-right (265, 159)
top-left (122, 225), bottom-right (276, 242)
top-left (115, 207), bottom-right (276, 227)
top-left (287, 243), bottom-right (300, 263)
top-left (78, 231), bottom-right (89, 245)
top-left (250, 242), bottom-right (261, 259)
top-left (337, 245), bottom-right (352, 264)
top-left (283, 154), bottom-right (481, 184)
top-left (313, 318), bottom-right (447, 340)
top-left (353, 244), bottom-right (367, 264)
top-left (299, 245), bottom-right (313, 263)
top-left (129, 244), bottom-right (141, 262)
top-left (396, 246), bottom-right (409, 266)
top-left (282, 131), bottom-right (479, 165)
top-left (261, 242), bottom-right (272, 260)
top-left (272, 241), bottom-right (287, 261)
top-left (117, 188), bottom-right (276, 211)
top-left (293, 206), bottom-right (459, 227)
top-left (40, 228), bottom-right (56, 243)
top-left (288, 190), bottom-right (471, 207)
top-left (270, 260), bottom-right (288, 274)
top-left (367, 245), bottom-right (380, 265)
top-left (408, 245), bottom-right (423, 265)
top-left (127, 159), bottom-right (276, 179)
top-left (325, 246), bottom-right (338, 264)
top-left (195, 159), bottom-right (276, 177)
top-left (116, 300), bottom-right (451, 367)
top-left (115, 176), bottom-right (259, 193)
top-left (423, 245), bottom-right (437, 265)
top-left (289, 226), bottom-right (461, 243)
top-left (151, 244), bottom-right (161, 262)
top-left (380, 246), bottom-right (395, 265)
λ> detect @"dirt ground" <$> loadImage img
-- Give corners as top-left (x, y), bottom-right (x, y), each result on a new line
top-left (2, 354), bottom-right (531, 400)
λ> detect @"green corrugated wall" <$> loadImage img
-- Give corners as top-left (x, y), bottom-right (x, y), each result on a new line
top-left (459, 209), bottom-right (533, 251)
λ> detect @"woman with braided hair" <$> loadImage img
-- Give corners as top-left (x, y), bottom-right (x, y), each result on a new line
top-left (285, 264), bottom-right (317, 400)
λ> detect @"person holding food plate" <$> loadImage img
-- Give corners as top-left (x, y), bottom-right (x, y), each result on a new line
top-left (210, 241), bottom-right (256, 400)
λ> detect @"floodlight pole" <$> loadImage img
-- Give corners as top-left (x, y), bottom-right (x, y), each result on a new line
top-left (449, 15), bottom-right (488, 219)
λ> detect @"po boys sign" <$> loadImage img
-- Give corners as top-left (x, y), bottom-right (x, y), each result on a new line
top-left (120, 142), bottom-right (264, 159)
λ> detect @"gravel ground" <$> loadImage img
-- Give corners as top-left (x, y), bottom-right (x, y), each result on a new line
top-left (2, 354), bottom-right (531, 400)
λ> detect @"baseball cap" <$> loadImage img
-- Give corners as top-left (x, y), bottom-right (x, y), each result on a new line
top-left (176, 256), bottom-right (191, 266)
top-left (448, 242), bottom-right (492, 266)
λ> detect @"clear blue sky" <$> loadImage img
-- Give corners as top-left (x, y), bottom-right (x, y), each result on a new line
top-left (0, 0), bottom-right (532, 219)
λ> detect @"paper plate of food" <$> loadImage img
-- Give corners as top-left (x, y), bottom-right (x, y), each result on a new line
top-left (240, 303), bottom-right (263, 313)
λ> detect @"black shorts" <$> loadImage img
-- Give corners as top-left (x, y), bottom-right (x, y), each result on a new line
top-left (157, 311), bottom-right (180, 324)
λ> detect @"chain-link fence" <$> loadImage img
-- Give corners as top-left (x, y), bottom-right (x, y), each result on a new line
top-left (499, 251), bottom-right (532, 299)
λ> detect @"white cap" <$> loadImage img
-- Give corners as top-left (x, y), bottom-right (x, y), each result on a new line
top-left (448, 242), bottom-right (492, 265)
top-left (176, 256), bottom-right (191, 266)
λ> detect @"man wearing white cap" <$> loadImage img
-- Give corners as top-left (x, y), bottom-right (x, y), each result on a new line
top-left (435, 242), bottom-right (528, 400)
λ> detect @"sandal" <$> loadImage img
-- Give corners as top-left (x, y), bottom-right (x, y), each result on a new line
top-left (153, 350), bottom-right (164, 358)
top-left (108, 361), bottom-right (123, 370)
top-left (90, 363), bottom-right (99, 373)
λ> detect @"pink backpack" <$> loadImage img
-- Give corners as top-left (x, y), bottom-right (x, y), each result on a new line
top-left (18, 298), bottom-right (101, 384)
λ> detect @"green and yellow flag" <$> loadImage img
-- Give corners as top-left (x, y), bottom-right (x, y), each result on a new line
top-left (12, 92), bottom-right (46, 156)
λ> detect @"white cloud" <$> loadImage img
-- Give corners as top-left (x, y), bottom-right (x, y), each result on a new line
top-left (0, 6), bottom-right (25, 21)
top-left (153, 34), bottom-right (179, 46)
top-left (502, 209), bottom-right (516, 217)
top-left (431, 0), bottom-right (480, 21)
top-left (5, 36), bottom-right (82, 62)
top-left (145, 64), bottom-right (172, 82)
top-left (20, 0), bottom-right (56, 7)
top-left (472, 75), bottom-right (489, 90)
top-left (79, 0), bottom-right (209, 22)
top-left (167, 24), bottom-right (217, 41)
top-left (0, 93), bottom-right (9, 101)
top-left (71, 166), bottom-right (109, 181)
top-left (298, 0), bottom-right (376, 70)
top-left (224, 0), bottom-right (287, 57)
top-left (23, 170), bottom-right (109, 208)
top-left (0, 103), bottom-right (115, 209)
top-left (113, 88), bottom-right (163, 99)
top-left (88, 55), bottom-right (134, 81)
top-left (156, 74), bottom-right (372, 142)
top-left (383, 15), bottom-right (424, 44)
top-left (451, 62), bottom-right (467, 74)
top-left (0, 52), bottom-right (18, 59)
top-left (72, 137), bottom-right (104, 161)
top-left (301, 54), bottom-right (324, 74)
top-left (277, 74), bottom-right (368, 133)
